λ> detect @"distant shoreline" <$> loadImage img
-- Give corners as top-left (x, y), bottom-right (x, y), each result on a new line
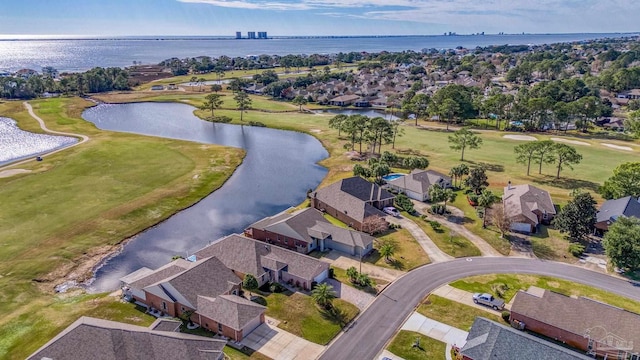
top-left (1, 32), bottom-right (638, 42)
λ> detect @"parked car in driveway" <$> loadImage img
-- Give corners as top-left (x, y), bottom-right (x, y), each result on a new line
top-left (472, 293), bottom-right (505, 310)
top-left (383, 207), bottom-right (400, 217)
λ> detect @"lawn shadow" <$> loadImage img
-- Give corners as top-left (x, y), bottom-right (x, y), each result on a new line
top-left (319, 306), bottom-right (349, 327)
top-left (532, 176), bottom-right (600, 192)
top-left (466, 160), bottom-right (505, 173)
top-left (530, 239), bottom-right (556, 260)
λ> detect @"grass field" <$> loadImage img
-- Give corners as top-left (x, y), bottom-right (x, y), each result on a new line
top-left (0, 98), bottom-right (243, 359)
top-left (404, 212), bottom-right (481, 257)
top-left (417, 295), bottom-right (504, 331)
top-left (387, 330), bottom-right (446, 360)
top-left (450, 274), bottom-right (640, 313)
top-left (369, 228), bottom-right (431, 271)
top-left (261, 291), bottom-right (359, 345)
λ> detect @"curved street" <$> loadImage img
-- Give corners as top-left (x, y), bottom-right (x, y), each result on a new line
top-left (319, 257), bottom-right (640, 360)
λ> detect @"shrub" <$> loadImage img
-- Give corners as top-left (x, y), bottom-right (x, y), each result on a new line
top-left (491, 283), bottom-right (509, 299)
top-left (430, 204), bottom-right (446, 215)
top-left (501, 311), bottom-right (511, 322)
top-left (356, 273), bottom-right (372, 287)
top-left (251, 296), bottom-right (267, 306)
top-left (569, 243), bottom-right (586, 257)
top-left (395, 193), bottom-right (414, 213)
top-left (248, 121), bottom-right (266, 127)
top-left (467, 194), bottom-right (479, 206)
top-left (269, 282), bottom-right (285, 293)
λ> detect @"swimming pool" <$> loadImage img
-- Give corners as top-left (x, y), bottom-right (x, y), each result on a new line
top-left (382, 173), bottom-right (405, 182)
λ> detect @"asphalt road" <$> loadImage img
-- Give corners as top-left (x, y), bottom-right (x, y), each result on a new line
top-left (319, 257), bottom-right (640, 360)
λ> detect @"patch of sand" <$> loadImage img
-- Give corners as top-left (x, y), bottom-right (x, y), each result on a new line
top-left (550, 137), bottom-right (590, 146)
top-left (310, 129), bottom-right (322, 133)
top-left (0, 169), bottom-right (31, 178)
top-left (503, 135), bottom-right (537, 141)
top-left (602, 143), bottom-right (634, 151)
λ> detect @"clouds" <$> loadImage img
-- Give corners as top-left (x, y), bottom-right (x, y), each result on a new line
top-left (177, 0), bottom-right (640, 33)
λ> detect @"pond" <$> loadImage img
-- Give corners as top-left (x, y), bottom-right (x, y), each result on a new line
top-left (312, 108), bottom-right (399, 120)
top-left (0, 117), bottom-right (78, 166)
top-left (81, 102), bottom-right (328, 292)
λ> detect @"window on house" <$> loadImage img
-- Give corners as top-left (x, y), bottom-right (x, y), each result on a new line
top-left (162, 302), bottom-right (167, 310)
top-left (284, 238), bottom-right (288, 244)
top-left (218, 323), bottom-right (223, 333)
top-left (181, 306), bottom-right (185, 312)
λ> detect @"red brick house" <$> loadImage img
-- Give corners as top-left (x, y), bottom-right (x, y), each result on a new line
top-left (503, 183), bottom-right (556, 234)
top-left (121, 256), bottom-right (265, 342)
top-left (245, 207), bottom-right (374, 257)
top-left (510, 287), bottom-right (640, 359)
top-left (310, 176), bottom-right (394, 233)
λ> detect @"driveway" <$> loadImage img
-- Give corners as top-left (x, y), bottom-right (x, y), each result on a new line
top-left (386, 215), bottom-right (453, 263)
top-left (401, 312), bottom-right (468, 348)
top-left (241, 321), bottom-right (324, 360)
top-left (320, 251), bottom-right (404, 282)
top-left (411, 200), bottom-right (503, 257)
top-left (432, 284), bottom-right (511, 312)
top-left (325, 278), bottom-right (375, 311)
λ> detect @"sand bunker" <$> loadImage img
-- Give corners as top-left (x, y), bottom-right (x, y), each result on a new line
top-left (503, 135), bottom-right (537, 141)
top-left (0, 169), bottom-right (32, 178)
top-left (310, 129), bottom-right (322, 133)
top-left (550, 137), bottom-right (590, 146)
top-left (602, 143), bottom-right (634, 151)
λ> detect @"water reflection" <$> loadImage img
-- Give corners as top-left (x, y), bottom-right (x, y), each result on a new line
top-left (0, 117), bottom-right (77, 165)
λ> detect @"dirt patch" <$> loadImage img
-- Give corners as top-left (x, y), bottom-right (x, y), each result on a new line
top-left (0, 169), bottom-right (31, 178)
top-left (310, 129), bottom-right (322, 133)
top-left (601, 143), bottom-right (633, 151)
top-left (550, 137), bottom-right (590, 146)
top-left (502, 135), bottom-right (537, 141)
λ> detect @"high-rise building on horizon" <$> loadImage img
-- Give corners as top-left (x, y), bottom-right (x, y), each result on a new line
top-left (235, 32), bottom-right (242, 39)
top-left (248, 31), bottom-right (256, 39)
top-left (258, 31), bottom-right (267, 39)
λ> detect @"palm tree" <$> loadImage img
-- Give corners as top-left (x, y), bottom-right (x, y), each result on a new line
top-left (311, 283), bottom-right (336, 309)
top-left (379, 242), bottom-right (396, 263)
top-left (477, 190), bottom-right (499, 228)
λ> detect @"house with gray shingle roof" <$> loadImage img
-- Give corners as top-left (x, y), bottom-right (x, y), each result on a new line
top-left (510, 287), bottom-right (640, 359)
top-left (27, 316), bottom-right (226, 360)
top-left (196, 295), bottom-right (265, 338)
top-left (595, 196), bottom-right (640, 233)
top-left (386, 169), bottom-right (451, 201)
top-left (245, 207), bottom-right (374, 256)
top-left (460, 317), bottom-right (591, 360)
top-left (310, 176), bottom-right (394, 233)
top-left (194, 234), bottom-right (329, 290)
top-left (503, 183), bottom-right (556, 234)
top-left (121, 256), bottom-right (265, 342)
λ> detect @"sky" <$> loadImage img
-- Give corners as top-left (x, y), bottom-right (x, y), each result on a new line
top-left (0, 0), bottom-right (638, 37)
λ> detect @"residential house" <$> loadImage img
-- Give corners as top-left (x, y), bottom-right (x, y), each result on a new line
top-left (510, 287), bottom-right (640, 359)
top-left (121, 256), bottom-right (265, 341)
top-left (595, 196), bottom-right (640, 233)
top-left (27, 316), bottom-right (226, 360)
top-left (619, 89), bottom-right (640, 100)
top-left (386, 169), bottom-right (452, 201)
top-left (15, 68), bottom-right (38, 78)
top-left (245, 207), bottom-right (374, 256)
top-left (460, 317), bottom-right (591, 360)
top-left (310, 176), bottom-right (395, 232)
top-left (503, 183), bottom-right (556, 234)
top-left (329, 94), bottom-right (361, 106)
top-left (194, 234), bottom-right (329, 290)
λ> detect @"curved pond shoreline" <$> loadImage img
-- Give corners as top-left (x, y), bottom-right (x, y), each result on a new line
top-left (82, 102), bottom-right (329, 292)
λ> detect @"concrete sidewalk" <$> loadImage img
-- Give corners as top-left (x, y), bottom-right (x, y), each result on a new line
top-left (432, 284), bottom-right (511, 312)
top-left (241, 321), bottom-right (324, 360)
top-left (402, 312), bottom-right (468, 348)
top-left (320, 251), bottom-right (404, 282)
top-left (386, 215), bottom-right (454, 263)
top-left (325, 278), bottom-right (374, 311)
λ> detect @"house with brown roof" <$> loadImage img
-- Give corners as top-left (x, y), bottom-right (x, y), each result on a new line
top-left (503, 183), bottom-right (556, 234)
top-left (194, 234), bottom-right (329, 291)
top-left (310, 176), bottom-right (395, 233)
top-left (386, 169), bottom-right (452, 201)
top-left (510, 287), bottom-right (640, 359)
top-left (244, 207), bottom-right (374, 256)
top-left (120, 256), bottom-right (265, 341)
top-left (329, 94), bottom-right (362, 106)
top-left (27, 316), bottom-right (226, 360)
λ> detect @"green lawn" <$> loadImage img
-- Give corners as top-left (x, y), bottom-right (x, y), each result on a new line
top-left (261, 291), bottom-right (359, 345)
top-left (387, 330), bottom-right (446, 360)
top-left (0, 98), bottom-right (243, 359)
top-left (417, 295), bottom-right (505, 331)
top-left (404, 212), bottom-right (481, 257)
top-left (450, 274), bottom-right (640, 313)
top-left (368, 228), bottom-right (431, 271)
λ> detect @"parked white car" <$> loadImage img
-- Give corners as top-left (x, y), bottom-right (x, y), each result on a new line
top-left (383, 207), bottom-right (400, 217)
